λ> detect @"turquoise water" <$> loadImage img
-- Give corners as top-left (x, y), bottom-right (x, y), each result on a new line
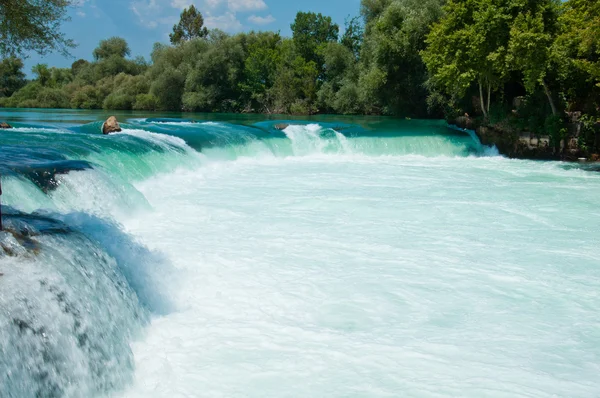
top-left (1, 109), bottom-right (599, 397)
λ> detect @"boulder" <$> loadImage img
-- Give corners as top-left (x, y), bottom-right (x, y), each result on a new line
top-left (0, 122), bottom-right (12, 129)
top-left (453, 116), bottom-right (477, 130)
top-left (274, 123), bottom-right (290, 131)
top-left (102, 116), bottom-right (122, 134)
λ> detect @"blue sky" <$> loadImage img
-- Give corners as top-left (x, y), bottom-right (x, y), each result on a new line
top-left (24, 0), bottom-right (361, 75)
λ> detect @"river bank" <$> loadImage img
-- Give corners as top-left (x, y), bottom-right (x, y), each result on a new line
top-left (452, 114), bottom-right (600, 161)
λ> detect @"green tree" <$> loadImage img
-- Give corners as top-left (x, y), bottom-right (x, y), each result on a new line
top-left (93, 37), bottom-right (131, 61)
top-left (239, 32), bottom-right (282, 112)
top-left (50, 67), bottom-right (72, 86)
top-left (422, 0), bottom-right (513, 119)
top-left (317, 42), bottom-right (359, 113)
top-left (559, 0), bottom-right (600, 84)
top-left (361, 0), bottom-right (393, 23)
top-left (71, 59), bottom-right (89, 76)
top-left (360, 0), bottom-right (444, 116)
top-left (170, 5), bottom-right (209, 45)
top-left (0, 0), bottom-right (75, 57)
top-left (291, 11), bottom-right (339, 76)
top-left (506, 2), bottom-right (562, 115)
top-left (0, 57), bottom-right (26, 97)
top-left (341, 16), bottom-right (364, 59)
top-left (272, 40), bottom-right (319, 114)
top-left (151, 67), bottom-right (186, 110)
top-left (557, 0), bottom-right (600, 114)
top-left (32, 63), bottom-right (51, 86)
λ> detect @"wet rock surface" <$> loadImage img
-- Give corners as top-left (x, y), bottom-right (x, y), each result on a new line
top-left (102, 116), bottom-right (122, 134)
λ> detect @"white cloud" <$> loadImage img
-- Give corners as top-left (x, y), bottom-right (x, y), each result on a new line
top-left (199, 0), bottom-right (267, 12)
top-left (130, 0), bottom-right (161, 28)
top-left (129, 0), bottom-right (261, 32)
top-left (170, 0), bottom-right (193, 9)
top-left (204, 11), bottom-right (243, 31)
top-left (247, 14), bottom-right (274, 25)
top-left (72, 0), bottom-right (89, 17)
top-left (227, 0), bottom-right (267, 12)
top-left (205, 0), bottom-right (223, 8)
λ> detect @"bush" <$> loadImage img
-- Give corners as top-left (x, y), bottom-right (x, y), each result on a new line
top-left (334, 82), bottom-right (361, 114)
top-left (18, 99), bottom-right (40, 108)
top-left (0, 96), bottom-right (16, 108)
top-left (545, 114), bottom-right (567, 150)
top-left (36, 87), bottom-right (70, 108)
top-left (10, 82), bottom-right (43, 105)
top-left (71, 85), bottom-right (101, 109)
top-left (133, 94), bottom-right (158, 111)
top-left (103, 93), bottom-right (134, 110)
top-left (182, 92), bottom-right (204, 112)
top-left (289, 99), bottom-right (315, 115)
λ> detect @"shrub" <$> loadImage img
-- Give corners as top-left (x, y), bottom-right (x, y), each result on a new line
top-left (36, 87), bottom-right (70, 108)
top-left (133, 94), bottom-right (158, 111)
top-left (103, 93), bottom-right (134, 110)
top-left (71, 85), bottom-right (101, 109)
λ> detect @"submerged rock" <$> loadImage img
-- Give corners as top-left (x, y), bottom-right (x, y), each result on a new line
top-left (102, 116), bottom-right (122, 134)
top-left (453, 115), bottom-right (478, 131)
top-left (0, 122), bottom-right (12, 129)
top-left (19, 160), bottom-right (93, 193)
top-left (0, 231), bottom-right (29, 258)
top-left (0, 211), bottom-right (73, 258)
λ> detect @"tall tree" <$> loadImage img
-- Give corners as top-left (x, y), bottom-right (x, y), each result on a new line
top-left (291, 11), bottom-right (339, 72)
top-left (31, 63), bottom-right (51, 86)
top-left (506, 1), bottom-right (562, 115)
top-left (0, 57), bottom-right (26, 97)
top-left (170, 5), bottom-right (209, 45)
top-left (239, 32), bottom-right (282, 112)
top-left (359, 0), bottom-right (444, 116)
top-left (341, 16), bottom-right (364, 59)
top-left (422, 0), bottom-right (514, 119)
top-left (556, 0), bottom-right (600, 113)
top-left (0, 0), bottom-right (75, 57)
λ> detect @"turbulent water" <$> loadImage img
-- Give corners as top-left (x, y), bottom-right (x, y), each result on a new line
top-left (1, 109), bottom-right (599, 398)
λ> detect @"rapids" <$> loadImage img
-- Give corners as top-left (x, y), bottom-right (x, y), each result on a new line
top-left (1, 110), bottom-right (599, 397)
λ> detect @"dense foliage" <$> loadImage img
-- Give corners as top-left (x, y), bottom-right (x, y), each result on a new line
top-left (0, 0), bottom-right (75, 57)
top-left (0, 0), bottom-right (599, 132)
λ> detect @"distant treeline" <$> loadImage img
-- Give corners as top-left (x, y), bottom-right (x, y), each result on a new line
top-left (0, 0), bottom-right (598, 132)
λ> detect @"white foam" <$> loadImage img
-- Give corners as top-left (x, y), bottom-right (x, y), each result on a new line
top-left (116, 129), bottom-right (189, 150)
top-left (119, 153), bottom-right (600, 398)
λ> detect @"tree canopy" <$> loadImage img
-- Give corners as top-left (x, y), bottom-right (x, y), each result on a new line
top-left (0, 0), bottom-right (75, 57)
top-left (170, 5), bottom-right (209, 45)
top-left (291, 11), bottom-right (339, 76)
top-left (0, 57), bottom-right (25, 97)
top-left (93, 37), bottom-right (131, 61)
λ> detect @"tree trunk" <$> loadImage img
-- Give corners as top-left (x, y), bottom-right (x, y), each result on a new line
top-left (487, 82), bottom-right (491, 116)
top-left (541, 79), bottom-right (557, 116)
top-left (479, 81), bottom-right (488, 119)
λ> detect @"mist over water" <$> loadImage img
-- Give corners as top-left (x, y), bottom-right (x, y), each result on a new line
top-left (1, 110), bottom-right (599, 397)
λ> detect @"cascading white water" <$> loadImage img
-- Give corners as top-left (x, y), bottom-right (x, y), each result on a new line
top-left (0, 216), bottom-right (146, 397)
top-left (2, 120), bottom-right (600, 398)
top-left (118, 126), bottom-right (599, 398)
